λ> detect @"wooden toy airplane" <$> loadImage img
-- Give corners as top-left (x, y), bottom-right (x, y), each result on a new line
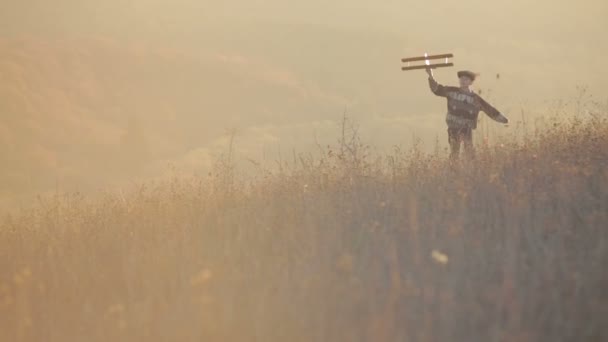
top-left (401, 53), bottom-right (454, 71)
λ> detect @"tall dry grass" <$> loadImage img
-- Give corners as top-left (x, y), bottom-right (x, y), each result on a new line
top-left (1, 107), bottom-right (608, 341)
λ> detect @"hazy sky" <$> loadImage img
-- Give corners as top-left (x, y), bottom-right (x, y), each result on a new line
top-left (1, 0), bottom-right (607, 206)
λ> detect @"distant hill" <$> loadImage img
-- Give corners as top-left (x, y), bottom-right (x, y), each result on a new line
top-left (0, 36), bottom-right (345, 201)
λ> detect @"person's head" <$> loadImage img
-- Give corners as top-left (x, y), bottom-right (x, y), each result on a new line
top-left (458, 70), bottom-right (477, 88)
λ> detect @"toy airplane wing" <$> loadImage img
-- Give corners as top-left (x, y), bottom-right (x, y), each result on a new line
top-left (401, 53), bottom-right (454, 71)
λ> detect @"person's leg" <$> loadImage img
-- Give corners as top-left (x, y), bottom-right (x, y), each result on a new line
top-left (448, 127), bottom-right (461, 159)
top-left (462, 128), bottom-right (475, 159)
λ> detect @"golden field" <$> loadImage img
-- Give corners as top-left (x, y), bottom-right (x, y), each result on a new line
top-left (2, 109), bottom-right (607, 341)
top-left (2, 2), bottom-right (608, 341)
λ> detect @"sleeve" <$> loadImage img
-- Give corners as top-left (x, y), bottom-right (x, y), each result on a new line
top-left (428, 77), bottom-right (447, 97)
top-left (477, 95), bottom-right (509, 124)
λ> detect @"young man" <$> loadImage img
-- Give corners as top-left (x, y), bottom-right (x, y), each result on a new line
top-left (426, 68), bottom-right (508, 159)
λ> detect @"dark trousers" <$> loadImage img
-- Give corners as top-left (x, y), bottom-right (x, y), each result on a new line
top-left (448, 127), bottom-right (474, 159)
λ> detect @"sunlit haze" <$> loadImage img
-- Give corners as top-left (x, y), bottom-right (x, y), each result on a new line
top-left (1, 1), bottom-right (606, 204)
top-left (1, 2), bottom-right (608, 341)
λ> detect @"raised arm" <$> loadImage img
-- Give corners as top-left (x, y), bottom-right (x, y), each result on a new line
top-left (426, 68), bottom-right (447, 97)
top-left (477, 95), bottom-right (509, 124)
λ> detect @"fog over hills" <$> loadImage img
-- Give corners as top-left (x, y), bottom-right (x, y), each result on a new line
top-left (1, 1), bottom-right (606, 206)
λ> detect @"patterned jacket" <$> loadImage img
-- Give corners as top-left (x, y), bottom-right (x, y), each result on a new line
top-left (428, 77), bottom-right (508, 129)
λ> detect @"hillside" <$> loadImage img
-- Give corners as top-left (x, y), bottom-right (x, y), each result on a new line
top-left (1, 113), bottom-right (607, 341)
top-left (0, 36), bottom-right (346, 201)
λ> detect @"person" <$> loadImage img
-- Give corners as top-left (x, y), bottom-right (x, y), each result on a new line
top-left (426, 68), bottom-right (508, 159)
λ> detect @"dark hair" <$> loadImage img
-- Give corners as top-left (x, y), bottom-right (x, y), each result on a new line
top-left (457, 70), bottom-right (478, 81)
